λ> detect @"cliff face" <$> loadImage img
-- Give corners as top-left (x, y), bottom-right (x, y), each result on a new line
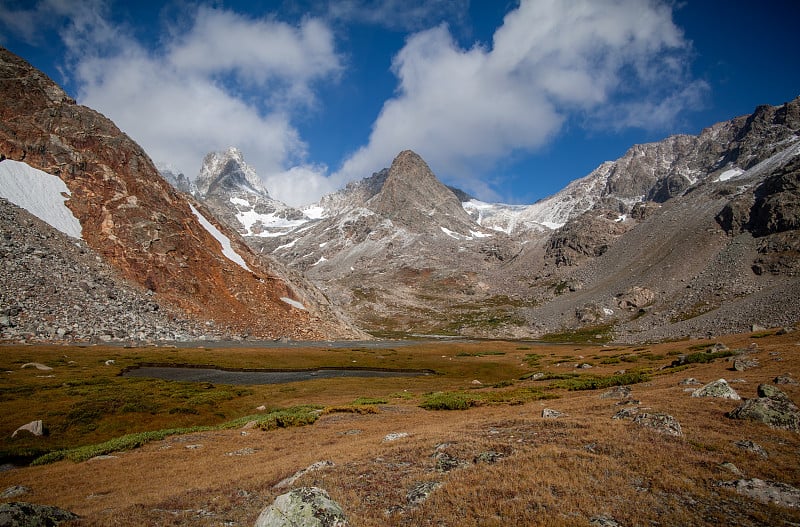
top-left (0, 47), bottom-right (358, 340)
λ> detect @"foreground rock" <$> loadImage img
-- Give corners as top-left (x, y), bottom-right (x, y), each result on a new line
top-left (691, 379), bottom-right (741, 400)
top-left (0, 502), bottom-right (78, 526)
top-left (720, 478), bottom-right (800, 509)
top-left (727, 384), bottom-right (800, 432)
top-left (255, 487), bottom-right (348, 527)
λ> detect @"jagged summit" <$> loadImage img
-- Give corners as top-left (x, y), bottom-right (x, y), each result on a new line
top-left (366, 150), bottom-right (477, 234)
top-left (196, 147), bottom-right (268, 198)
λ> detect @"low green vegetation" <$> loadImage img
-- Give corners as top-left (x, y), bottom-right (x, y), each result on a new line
top-left (420, 391), bottom-right (481, 410)
top-left (32, 405), bottom-right (321, 465)
top-left (683, 350), bottom-right (736, 364)
top-left (539, 324), bottom-right (614, 344)
top-left (455, 351), bottom-right (506, 357)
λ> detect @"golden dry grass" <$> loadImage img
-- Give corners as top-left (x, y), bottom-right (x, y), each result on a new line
top-left (1, 330), bottom-right (799, 526)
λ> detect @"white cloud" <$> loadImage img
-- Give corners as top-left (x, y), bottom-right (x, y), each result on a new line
top-left (264, 164), bottom-right (339, 208)
top-left (3, 1), bottom-right (343, 205)
top-left (334, 0), bottom-right (708, 197)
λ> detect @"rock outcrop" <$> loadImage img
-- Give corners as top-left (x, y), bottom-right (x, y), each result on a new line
top-left (255, 487), bottom-right (348, 527)
top-left (727, 384), bottom-right (800, 432)
top-left (0, 502), bottom-right (78, 526)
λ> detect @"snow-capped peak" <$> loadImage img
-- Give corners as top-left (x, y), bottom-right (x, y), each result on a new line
top-left (196, 147), bottom-right (268, 198)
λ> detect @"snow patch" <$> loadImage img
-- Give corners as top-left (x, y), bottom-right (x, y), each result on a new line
top-left (540, 221), bottom-right (565, 230)
top-left (312, 256), bottom-right (328, 266)
top-left (469, 229), bottom-right (492, 238)
top-left (280, 297), bottom-right (306, 310)
top-left (615, 214), bottom-right (627, 223)
top-left (603, 308), bottom-right (614, 316)
top-left (440, 226), bottom-right (461, 239)
top-left (0, 160), bottom-right (83, 239)
top-left (274, 239), bottom-right (297, 251)
top-left (717, 167), bottom-right (744, 182)
top-left (189, 204), bottom-right (251, 272)
top-left (302, 205), bottom-right (325, 219)
top-left (230, 197), bottom-right (250, 207)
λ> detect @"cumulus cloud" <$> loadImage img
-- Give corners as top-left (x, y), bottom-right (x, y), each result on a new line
top-left (335, 0), bottom-right (708, 197)
top-left (1, 1), bottom-right (342, 206)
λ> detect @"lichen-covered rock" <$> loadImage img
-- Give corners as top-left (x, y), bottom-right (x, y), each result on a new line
top-left (542, 408), bottom-right (566, 418)
top-left (720, 478), bottom-right (800, 509)
top-left (601, 385), bottom-right (632, 399)
top-left (255, 487), bottom-right (348, 527)
top-left (727, 384), bottom-right (800, 432)
top-left (691, 379), bottom-right (741, 400)
top-left (11, 420), bottom-right (44, 438)
top-left (0, 502), bottom-right (78, 526)
top-left (632, 412), bottom-right (683, 436)
top-left (733, 356), bottom-right (760, 371)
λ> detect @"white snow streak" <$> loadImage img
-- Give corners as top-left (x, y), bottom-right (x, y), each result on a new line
top-left (280, 297), bottom-right (306, 310)
top-left (189, 203), bottom-right (252, 271)
top-left (0, 160), bottom-right (83, 239)
top-left (716, 167), bottom-right (744, 182)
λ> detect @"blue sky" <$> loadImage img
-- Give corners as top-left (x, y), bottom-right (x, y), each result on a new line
top-left (1, 1), bottom-right (798, 207)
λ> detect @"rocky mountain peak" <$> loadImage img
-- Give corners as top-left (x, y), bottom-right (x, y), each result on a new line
top-left (367, 150), bottom-right (476, 233)
top-left (196, 147), bottom-right (268, 198)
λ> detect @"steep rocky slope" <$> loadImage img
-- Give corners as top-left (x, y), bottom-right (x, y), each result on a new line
top-left (0, 47), bottom-right (360, 341)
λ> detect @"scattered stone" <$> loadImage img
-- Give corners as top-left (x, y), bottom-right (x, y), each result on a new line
top-left (339, 429), bottom-right (362, 436)
top-left (632, 413), bottom-right (683, 436)
top-left (383, 432), bottom-right (409, 442)
top-left (11, 420), bottom-right (43, 438)
top-left (612, 407), bottom-right (639, 420)
top-left (727, 384), bottom-right (800, 432)
top-left (719, 462), bottom-right (743, 476)
top-left (0, 502), bottom-right (78, 526)
top-left (19, 363), bottom-right (51, 371)
top-left (255, 487), bottom-right (348, 527)
top-left (104, 359), bottom-right (115, 366)
top-left (720, 478), bottom-right (800, 509)
top-left (734, 440), bottom-right (768, 458)
top-left (225, 447), bottom-right (257, 457)
top-left (691, 379), bottom-right (741, 400)
top-left (185, 444), bottom-right (202, 450)
top-left (471, 379), bottom-right (482, 385)
top-left (774, 374), bottom-right (799, 385)
top-left (733, 356), bottom-right (759, 371)
top-left (406, 481), bottom-right (442, 506)
top-left (711, 343), bottom-right (729, 353)
top-left (433, 451), bottom-right (465, 473)
top-left (0, 486), bottom-right (29, 499)
top-left (680, 378), bottom-right (701, 385)
top-left (601, 386), bottom-right (631, 399)
top-left (542, 408), bottom-right (566, 418)
top-left (473, 451), bottom-right (504, 464)
top-left (88, 455), bottom-right (118, 461)
top-left (590, 516), bottom-right (623, 527)
top-left (256, 405), bottom-right (267, 411)
top-left (273, 461), bottom-right (335, 490)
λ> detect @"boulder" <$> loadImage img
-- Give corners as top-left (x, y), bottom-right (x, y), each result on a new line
top-left (727, 384), bottom-right (800, 432)
top-left (0, 502), bottom-right (78, 526)
top-left (774, 374), bottom-right (799, 385)
top-left (406, 481), bottom-right (442, 506)
top-left (719, 478), bottom-right (800, 509)
top-left (632, 413), bottom-right (683, 436)
top-left (542, 408), bottom-right (566, 418)
top-left (600, 386), bottom-right (632, 399)
top-left (255, 487), bottom-right (348, 527)
top-left (616, 286), bottom-right (655, 310)
top-left (273, 461), bottom-right (335, 490)
top-left (11, 420), bottom-right (44, 438)
top-left (734, 440), bottom-right (768, 458)
top-left (691, 379), bottom-right (741, 400)
top-left (733, 356), bottom-right (759, 371)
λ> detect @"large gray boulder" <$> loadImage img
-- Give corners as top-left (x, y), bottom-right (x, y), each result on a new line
top-left (727, 384), bottom-right (800, 432)
top-left (691, 379), bottom-right (741, 400)
top-left (0, 502), bottom-right (78, 526)
top-left (720, 478), bottom-right (800, 509)
top-left (255, 487), bottom-right (348, 527)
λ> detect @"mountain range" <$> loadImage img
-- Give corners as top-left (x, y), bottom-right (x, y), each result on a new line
top-left (1, 46), bottom-right (798, 343)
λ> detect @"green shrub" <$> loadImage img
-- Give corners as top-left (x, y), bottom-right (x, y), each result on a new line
top-left (352, 397), bottom-right (388, 405)
top-left (420, 392), bottom-right (480, 411)
top-left (549, 371), bottom-right (650, 391)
